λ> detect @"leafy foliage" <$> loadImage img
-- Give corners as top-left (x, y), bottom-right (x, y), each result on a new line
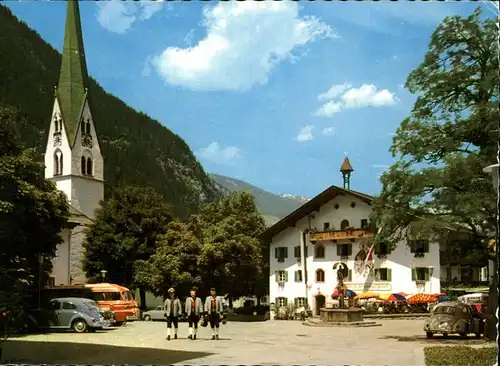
top-left (134, 220), bottom-right (203, 298)
top-left (0, 5), bottom-right (221, 220)
top-left (371, 8), bottom-right (498, 251)
top-left (194, 191), bottom-right (268, 299)
top-left (424, 346), bottom-right (497, 366)
top-left (82, 185), bottom-right (173, 293)
top-left (0, 106), bottom-right (69, 320)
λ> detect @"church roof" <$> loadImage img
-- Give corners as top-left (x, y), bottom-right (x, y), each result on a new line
top-left (67, 205), bottom-right (93, 226)
top-left (340, 156), bottom-right (354, 172)
top-left (57, 0), bottom-right (89, 147)
top-left (259, 185), bottom-right (374, 241)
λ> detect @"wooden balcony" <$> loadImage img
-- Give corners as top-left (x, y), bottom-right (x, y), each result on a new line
top-left (309, 229), bottom-right (374, 242)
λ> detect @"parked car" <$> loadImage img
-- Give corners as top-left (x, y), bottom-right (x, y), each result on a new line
top-left (29, 297), bottom-right (104, 333)
top-left (423, 301), bottom-right (485, 339)
top-left (142, 306), bottom-right (166, 321)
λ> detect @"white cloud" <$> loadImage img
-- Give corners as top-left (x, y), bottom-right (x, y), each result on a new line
top-left (371, 164), bottom-right (390, 169)
top-left (313, 101), bottom-right (343, 117)
top-left (153, 2), bottom-right (336, 91)
top-left (198, 142), bottom-right (240, 165)
top-left (314, 83), bottom-right (398, 117)
top-left (295, 125), bottom-right (314, 142)
top-left (97, 0), bottom-right (164, 34)
top-left (342, 84), bottom-right (397, 109)
top-left (321, 126), bottom-right (336, 136)
top-left (317, 82), bottom-right (351, 101)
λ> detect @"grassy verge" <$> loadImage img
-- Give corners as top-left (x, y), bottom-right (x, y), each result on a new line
top-left (425, 345), bottom-right (497, 366)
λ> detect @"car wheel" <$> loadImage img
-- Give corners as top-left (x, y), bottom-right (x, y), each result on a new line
top-left (426, 332), bottom-right (433, 339)
top-left (143, 315), bottom-right (152, 321)
top-left (72, 319), bottom-right (88, 333)
top-left (114, 321), bottom-right (124, 327)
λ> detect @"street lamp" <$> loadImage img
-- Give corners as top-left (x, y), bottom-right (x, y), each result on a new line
top-left (483, 163), bottom-right (499, 360)
top-left (100, 269), bottom-right (107, 283)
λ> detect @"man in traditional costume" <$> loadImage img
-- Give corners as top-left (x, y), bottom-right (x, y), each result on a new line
top-left (204, 287), bottom-right (224, 340)
top-left (185, 288), bottom-right (203, 340)
top-left (164, 287), bottom-right (182, 340)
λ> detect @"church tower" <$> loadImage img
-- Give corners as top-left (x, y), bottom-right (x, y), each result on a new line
top-left (340, 156), bottom-right (353, 190)
top-left (44, 0), bottom-right (103, 285)
top-left (44, 0), bottom-right (104, 219)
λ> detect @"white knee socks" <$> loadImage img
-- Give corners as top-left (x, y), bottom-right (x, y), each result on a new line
top-left (174, 327), bottom-right (178, 335)
top-left (194, 327), bottom-right (198, 336)
top-left (211, 327), bottom-right (215, 336)
top-left (189, 327), bottom-right (193, 336)
top-left (167, 328), bottom-right (171, 337)
top-left (215, 327), bottom-right (219, 336)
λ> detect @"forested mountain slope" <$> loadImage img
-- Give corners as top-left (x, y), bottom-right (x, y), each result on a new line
top-left (0, 5), bottom-right (221, 219)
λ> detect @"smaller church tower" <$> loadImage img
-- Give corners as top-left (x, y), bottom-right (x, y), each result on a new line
top-left (340, 156), bottom-right (354, 190)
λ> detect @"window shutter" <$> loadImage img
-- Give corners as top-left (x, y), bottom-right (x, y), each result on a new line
top-left (336, 244), bottom-right (341, 256)
top-left (275, 247), bottom-right (278, 258)
top-left (284, 271), bottom-right (289, 282)
top-left (284, 247), bottom-right (288, 258)
top-left (284, 297), bottom-right (288, 306)
top-left (347, 270), bottom-right (352, 281)
top-left (425, 268), bottom-right (430, 281)
top-left (294, 271), bottom-right (298, 282)
top-left (387, 269), bottom-right (392, 282)
top-left (348, 244), bottom-right (352, 256)
top-left (294, 246), bottom-right (300, 258)
top-left (375, 242), bottom-right (380, 255)
top-left (275, 271), bottom-right (279, 282)
top-left (409, 241), bottom-right (415, 253)
top-left (424, 240), bottom-right (429, 253)
top-left (411, 268), bottom-right (417, 281)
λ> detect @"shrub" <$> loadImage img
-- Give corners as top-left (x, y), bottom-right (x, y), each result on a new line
top-left (424, 346), bottom-right (497, 366)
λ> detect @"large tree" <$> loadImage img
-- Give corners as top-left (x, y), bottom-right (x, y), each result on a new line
top-left (82, 185), bottom-right (172, 308)
top-left (371, 8), bottom-right (498, 337)
top-left (195, 191), bottom-right (267, 301)
top-left (133, 220), bottom-right (203, 299)
top-left (0, 106), bottom-right (69, 321)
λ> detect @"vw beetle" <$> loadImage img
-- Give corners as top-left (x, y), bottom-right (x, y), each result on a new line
top-left (424, 301), bottom-right (485, 338)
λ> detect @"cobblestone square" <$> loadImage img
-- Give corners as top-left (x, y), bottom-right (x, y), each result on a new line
top-left (2, 319), bottom-right (491, 365)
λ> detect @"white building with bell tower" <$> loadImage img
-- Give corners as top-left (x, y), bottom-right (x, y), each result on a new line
top-left (44, 0), bottom-right (104, 285)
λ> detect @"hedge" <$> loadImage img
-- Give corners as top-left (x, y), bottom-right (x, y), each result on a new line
top-left (424, 346), bottom-right (497, 366)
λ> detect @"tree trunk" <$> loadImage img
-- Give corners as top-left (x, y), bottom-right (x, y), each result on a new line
top-left (139, 287), bottom-right (147, 310)
top-left (228, 297), bottom-right (233, 309)
top-left (486, 258), bottom-right (498, 341)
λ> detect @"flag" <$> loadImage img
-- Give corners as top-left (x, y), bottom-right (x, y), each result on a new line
top-left (364, 244), bottom-right (375, 266)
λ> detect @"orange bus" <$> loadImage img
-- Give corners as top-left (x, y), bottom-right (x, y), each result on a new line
top-left (84, 283), bottom-right (140, 325)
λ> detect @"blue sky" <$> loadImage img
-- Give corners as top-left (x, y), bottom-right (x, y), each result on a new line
top-left (5, 0), bottom-right (495, 198)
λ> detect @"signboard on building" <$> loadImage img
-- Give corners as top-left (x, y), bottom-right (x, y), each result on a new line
top-left (344, 282), bottom-right (392, 292)
top-left (310, 229), bottom-right (374, 242)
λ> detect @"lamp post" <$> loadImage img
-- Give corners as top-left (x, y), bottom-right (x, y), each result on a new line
top-left (100, 269), bottom-right (107, 283)
top-left (483, 163), bottom-right (499, 359)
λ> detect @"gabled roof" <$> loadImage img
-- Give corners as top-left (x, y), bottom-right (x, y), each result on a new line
top-left (259, 185), bottom-right (374, 241)
top-left (57, 0), bottom-right (89, 147)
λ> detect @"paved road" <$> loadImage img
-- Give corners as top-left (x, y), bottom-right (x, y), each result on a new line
top-left (2, 319), bottom-right (490, 365)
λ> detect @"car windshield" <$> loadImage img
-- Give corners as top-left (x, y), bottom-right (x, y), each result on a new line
top-left (433, 306), bottom-right (458, 315)
top-left (91, 292), bottom-right (121, 301)
top-left (123, 291), bottom-right (134, 301)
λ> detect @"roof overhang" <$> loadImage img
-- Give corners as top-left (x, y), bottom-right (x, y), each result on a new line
top-left (259, 185), bottom-right (374, 241)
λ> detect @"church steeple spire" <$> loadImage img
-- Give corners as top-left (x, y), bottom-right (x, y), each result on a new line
top-left (57, 0), bottom-right (89, 146)
top-left (340, 156), bottom-right (354, 190)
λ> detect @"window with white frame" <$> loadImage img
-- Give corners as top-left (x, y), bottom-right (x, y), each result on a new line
top-left (274, 247), bottom-right (288, 262)
top-left (412, 267), bottom-right (430, 282)
top-left (275, 270), bottom-right (287, 283)
top-left (374, 268), bottom-right (392, 281)
top-left (316, 269), bottom-right (325, 283)
top-left (276, 297), bottom-right (288, 307)
top-left (294, 297), bottom-right (307, 308)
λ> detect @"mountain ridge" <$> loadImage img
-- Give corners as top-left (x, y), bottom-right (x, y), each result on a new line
top-left (210, 173), bottom-right (308, 226)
